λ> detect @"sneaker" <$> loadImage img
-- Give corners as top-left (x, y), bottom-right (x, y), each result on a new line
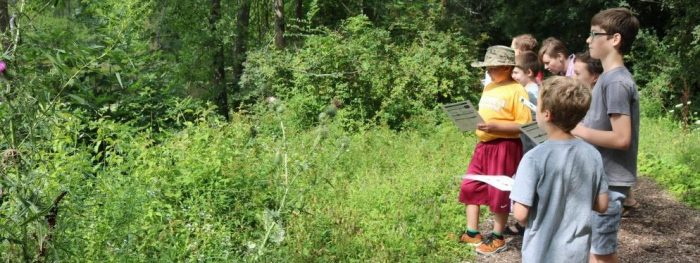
top-left (476, 234), bottom-right (507, 255)
top-left (503, 223), bottom-right (525, 236)
top-left (459, 232), bottom-right (482, 246)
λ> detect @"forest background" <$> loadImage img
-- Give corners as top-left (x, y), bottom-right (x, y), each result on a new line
top-left (0, 0), bottom-right (698, 261)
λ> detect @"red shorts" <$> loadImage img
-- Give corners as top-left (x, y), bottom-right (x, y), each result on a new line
top-left (459, 138), bottom-right (523, 213)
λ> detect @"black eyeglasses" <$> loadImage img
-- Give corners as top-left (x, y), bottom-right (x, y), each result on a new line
top-left (589, 31), bottom-right (614, 38)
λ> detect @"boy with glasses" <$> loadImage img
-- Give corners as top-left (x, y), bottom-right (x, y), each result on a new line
top-left (572, 7), bottom-right (640, 263)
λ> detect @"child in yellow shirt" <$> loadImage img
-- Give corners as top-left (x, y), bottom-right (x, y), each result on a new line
top-left (459, 45), bottom-right (532, 255)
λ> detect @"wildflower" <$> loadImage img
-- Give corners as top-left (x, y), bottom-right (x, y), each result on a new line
top-left (266, 96), bottom-right (278, 105)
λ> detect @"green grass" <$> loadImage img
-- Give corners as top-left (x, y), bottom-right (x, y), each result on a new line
top-left (25, 111), bottom-right (481, 261)
top-left (638, 117), bottom-right (700, 208)
top-left (8, 109), bottom-right (698, 261)
top-left (278, 123), bottom-right (477, 261)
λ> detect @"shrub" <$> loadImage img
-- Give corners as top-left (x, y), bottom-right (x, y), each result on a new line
top-left (239, 15), bottom-right (480, 130)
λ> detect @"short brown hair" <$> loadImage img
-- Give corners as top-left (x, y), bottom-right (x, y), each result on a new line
top-left (538, 37), bottom-right (568, 61)
top-left (575, 51), bottom-right (603, 76)
top-left (539, 76), bottom-right (591, 132)
top-left (512, 34), bottom-right (538, 51)
top-left (515, 51), bottom-right (541, 76)
top-left (591, 7), bottom-right (640, 54)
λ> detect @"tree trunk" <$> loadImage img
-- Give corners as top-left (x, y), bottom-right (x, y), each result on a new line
top-left (681, 77), bottom-right (690, 130)
top-left (151, 3), bottom-right (167, 51)
top-left (232, 0), bottom-right (251, 106)
top-left (0, 0), bottom-right (9, 33)
top-left (274, 0), bottom-right (285, 49)
top-left (296, 0), bottom-right (303, 21)
top-left (210, 0), bottom-right (229, 119)
top-left (441, 0), bottom-right (448, 17)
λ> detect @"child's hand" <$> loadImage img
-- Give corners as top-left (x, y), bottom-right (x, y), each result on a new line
top-left (477, 122), bottom-right (499, 133)
top-left (571, 123), bottom-right (584, 137)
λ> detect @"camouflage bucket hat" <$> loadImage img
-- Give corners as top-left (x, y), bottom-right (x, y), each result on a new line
top-left (471, 45), bottom-right (516, 67)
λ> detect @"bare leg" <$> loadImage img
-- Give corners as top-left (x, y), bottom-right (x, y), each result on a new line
top-left (590, 253), bottom-right (618, 263)
top-left (623, 190), bottom-right (638, 207)
top-left (493, 212), bottom-right (508, 234)
top-left (467, 204), bottom-right (480, 230)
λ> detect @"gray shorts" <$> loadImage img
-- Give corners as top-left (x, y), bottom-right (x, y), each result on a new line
top-left (590, 187), bottom-right (629, 255)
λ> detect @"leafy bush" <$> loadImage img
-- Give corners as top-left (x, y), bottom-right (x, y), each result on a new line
top-left (240, 15), bottom-right (480, 130)
top-left (0, 99), bottom-right (485, 261)
top-left (630, 30), bottom-right (678, 119)
top-left (6, 1), bottom-right (700, 262)
top-left (629, 1), bottom-right (700, 125)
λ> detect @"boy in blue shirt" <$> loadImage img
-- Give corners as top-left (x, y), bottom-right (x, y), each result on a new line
top-left (511, 76), bottom-right (609, 263)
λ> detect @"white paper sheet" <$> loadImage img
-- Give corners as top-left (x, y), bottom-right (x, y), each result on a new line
top-left (462, 175), bottom-right (514, 191)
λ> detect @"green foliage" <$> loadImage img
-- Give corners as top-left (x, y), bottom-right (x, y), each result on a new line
top-left (478, 0), bottom-right (610, 52)
top-left (630, 30), bottom-right (676, 118)
top-left (639, 117), bottom-right (700, 208)
top-left (628, 1), bottom-right (700, 125)
top-left (0, 105), bottom-right (88, 262)
top-left (631, 29), bottom-right (700, 125)
top-left (3, 0), bottom-right (700, 261)
top-left (241, 15), bottom-right (480, 130)
top-left (14, 0), bottom-right (201, 131)
top-left (272, 122), bottom-right (477, 261)
top-left (5, 86), bottom-right (695, 261)
top-left (1, 101), bottom-right (482, 261)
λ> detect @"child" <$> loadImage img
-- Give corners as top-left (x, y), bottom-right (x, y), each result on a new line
top-left (512, 51), bottom-right (541, 120)
top-left (511, 34), bottom-right (538, 56)
top-left (538, 37), bottom-right (575, 77)
top-left (483, 34), bottom-right (541, 87)
top-left (502, 50), bottom-right (542, 237)
top-left (511, 34), bottom-right (544, 83)
top-left (571, 7), bottom-right (640, 263)
top-left (511, 76), bottom-right (609, 263)
top-left (573, 51), bottom-right (604, 88)
top-left (459, 45), bottom-right (532, 255)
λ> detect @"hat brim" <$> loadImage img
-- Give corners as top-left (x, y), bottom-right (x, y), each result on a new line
top-left (470, 62), bottom-right (516, 68)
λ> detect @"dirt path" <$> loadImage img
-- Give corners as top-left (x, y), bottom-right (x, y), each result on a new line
top-left (472, 176), bottom-right (700, 263)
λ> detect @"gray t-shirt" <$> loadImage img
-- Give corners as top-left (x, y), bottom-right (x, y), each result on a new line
top-left (511, 139), bottom-right (608, 263)
top-left (582, 67), bottom-right (640, 186)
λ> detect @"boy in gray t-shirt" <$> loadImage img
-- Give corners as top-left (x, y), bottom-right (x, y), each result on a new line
top-left (511, 77), bottom-right (609, 263)
top-left (571, 8), bottom-right (640, 262)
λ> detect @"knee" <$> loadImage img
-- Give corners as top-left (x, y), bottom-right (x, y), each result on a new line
top-left (590, 253), bottom-right (617, 263)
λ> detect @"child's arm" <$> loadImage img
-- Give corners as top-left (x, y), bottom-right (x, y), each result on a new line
top-left (477, 122), bottom-right (522, 134)
top-left (572, 114), bottom-right (632, 150)
top-left (513, 202), bottom-right (529, 226)
top-left (593, 192), bottom-right (609, 213)
top-left (510, 153), bottom-right (537, 226)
